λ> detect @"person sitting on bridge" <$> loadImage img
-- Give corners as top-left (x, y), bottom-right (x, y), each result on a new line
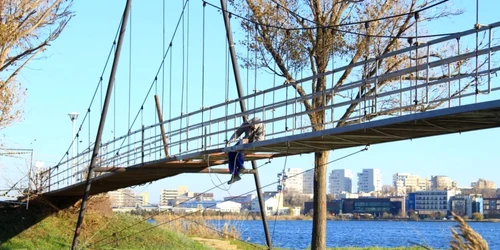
top-left (225, 116), bottom-right (265, 184)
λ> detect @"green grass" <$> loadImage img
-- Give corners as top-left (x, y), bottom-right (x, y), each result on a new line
top-left (228, 239), bottom-right (431, 250)
top-left (0, 212), bottom-right (210, 250)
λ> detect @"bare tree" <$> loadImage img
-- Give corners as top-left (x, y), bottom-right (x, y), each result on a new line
top-left (283, 189), bottom-right (312, 208)
top-left (381, 185), bottom-right (396, 196)
top-left (229, 0), bottom-right (475, 248)
top-left (0, 0), bottom-right (73, 129)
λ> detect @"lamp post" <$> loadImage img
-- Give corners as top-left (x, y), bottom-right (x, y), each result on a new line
top-left (68, 112), bottom-right (79, 184)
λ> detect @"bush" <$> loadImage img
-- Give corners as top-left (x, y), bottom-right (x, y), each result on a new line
top-left (472, 212), bottom-right (484, 221)
top-left (409, 212), bottom-right (420, 221)
top-left (382, 212), bottom-right (393, 219)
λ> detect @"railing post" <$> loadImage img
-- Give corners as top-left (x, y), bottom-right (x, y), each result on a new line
top-left (457, 37), bottom-right (462, 106)
top-left (204, 127), bottom-right (207, 151)
top-left (375, 59), bottom-right (379, 114)
top-left (142, 125), bottom-right (145, 165)
top-left (448, 63), bottom-right (451, 108)
top-left (426, 44), bottom-right (430, 104)
top-left (488, 27), bottom-right (492, 93)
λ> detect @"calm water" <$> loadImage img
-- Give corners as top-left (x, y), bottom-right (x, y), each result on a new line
top-left (209, 220), bottom-right (500, 249)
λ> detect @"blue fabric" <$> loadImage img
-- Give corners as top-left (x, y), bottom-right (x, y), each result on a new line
top-left (228, 142), bottom-right (245, 175)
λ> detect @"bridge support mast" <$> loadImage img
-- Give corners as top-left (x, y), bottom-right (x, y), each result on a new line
top-left (71, 0), bottom-right (132, 249)
top-left (220, 0), bottom-right (273, 249)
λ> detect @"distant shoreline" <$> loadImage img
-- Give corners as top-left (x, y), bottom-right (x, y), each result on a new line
top-left (150, 214), bottom-right (500, 223)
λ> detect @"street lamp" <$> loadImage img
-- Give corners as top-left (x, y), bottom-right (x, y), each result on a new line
top-left (68, 112), bottom-right (79, 184)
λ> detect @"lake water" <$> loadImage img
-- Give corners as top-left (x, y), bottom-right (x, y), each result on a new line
top-left (209, 220), bottom-right (500, 249)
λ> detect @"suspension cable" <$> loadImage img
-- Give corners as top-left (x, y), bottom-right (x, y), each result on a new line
top-left (268, 0), bottom-right (449, 30)
top-left (272, 155), bottom-right (287, 240)
top-left (128, 4), bottom-right (133, 165)
top-left (202, 1), bottom-right (206, 146)
top-left (186, 0), bottom-right (191, 151)
top-left (474, 0), bottom-right (480, 102)
top-left (117, 0), bottom-right (189, 154)
top-left (179, 0), bottom-right (186, 154)
top-left (50, 19), bottom-right (123, 178)
top-left (203, 0), bottom-right (454, 39)
top-left (162, 0), bottom-right (166, 122)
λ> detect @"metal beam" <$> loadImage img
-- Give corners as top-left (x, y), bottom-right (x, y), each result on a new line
top-left (93, 166), bottom-right (255, 174)
top-left (71, 1), bottom-right (132, 249)
top-left (291, 141), bottom-right (330, 151)
top-left (369, 128), bottom-right (405, 139)
top-left (199, 168), bottom-right (256, 174)
top-left (220, 0), bottom-right (272, 248)
top-left (421, 119), bottom-right (456, 133)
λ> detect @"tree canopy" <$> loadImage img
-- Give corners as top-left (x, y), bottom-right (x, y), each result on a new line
top-left (0, 0), bottom-right (73, 129)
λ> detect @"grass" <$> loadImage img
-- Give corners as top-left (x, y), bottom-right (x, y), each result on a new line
top-left (154, 214), bottom-right (241, 240)
top-left (450, 212), bottom-right (489, 250)
top-left (0, 211), bottom-right (210, 250)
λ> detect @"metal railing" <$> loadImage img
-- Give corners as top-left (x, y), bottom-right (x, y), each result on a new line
top-left (41, 21), bottom-right (500, 193)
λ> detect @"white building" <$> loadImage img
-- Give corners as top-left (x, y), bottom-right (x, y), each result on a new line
top-left (303, 170), bottom-right (314, 195)
top-left (357, 169), bottom-right (382, 193)
top-left (178, 200), bottom-right (241, 213)
top-left (329, 169), bottom-right (353, 194)
top-left (393, 173), bottom-right (420, 195)
top-left (216, 201), bottom-right (242, 213)
top-left (194, 192), bottom-right (215, 201)
top-left (431, 176), bottom-right (454, 190)
top-left (223, 194), bottom-right (255, 209)
top-left (108, 188), bottom-right (137, 207)
top-left (471, 179), bottom-right (496, 189)
top-left (136, 192), bottom-right (149, 206)
top-left (338, 192), bottom-right (359, 199)
top-left (417, 178), bottom-right (431, 191)
top-left (281, 168), bottom-right (303, 193)
top-left (414, 190), bottom-right (460, 215)
top-left (160, 186), bottom-right (191, 206)
top-left (178, 201), bottom-right (217, 210)
top-left (160, 189), bottom-right (178, 206)
top-left (251, 197), bottom-right (281, 216)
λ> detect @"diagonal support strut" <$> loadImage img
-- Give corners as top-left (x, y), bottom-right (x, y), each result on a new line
top-left (220, 0), bottom-right (272, 248)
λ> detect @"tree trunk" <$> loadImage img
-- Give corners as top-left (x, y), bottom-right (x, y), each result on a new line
top-left (311, 150), bottom-right (330, 250)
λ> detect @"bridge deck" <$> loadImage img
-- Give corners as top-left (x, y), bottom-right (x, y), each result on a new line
top-left (42, 100), bottom-right (500, 197)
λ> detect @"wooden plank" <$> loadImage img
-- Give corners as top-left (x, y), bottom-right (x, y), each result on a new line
top-left (154, 95), bottom-right (169, 157)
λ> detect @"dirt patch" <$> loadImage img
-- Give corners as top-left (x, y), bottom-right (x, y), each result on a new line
top-left (68, 195), bottom-right (113, 217)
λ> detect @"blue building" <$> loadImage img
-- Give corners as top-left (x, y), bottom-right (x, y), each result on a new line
top-left (408, 193), bottom-right (416, 212)
top-left (484, 198), bottom-right (500, 218)
top-left (451, 195), bottom-right (483, 218)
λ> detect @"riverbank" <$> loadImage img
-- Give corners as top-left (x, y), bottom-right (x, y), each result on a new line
top-left (152, 213), bottom-right (500, 223)
top-left (0, 209), bottom-right (434, 250)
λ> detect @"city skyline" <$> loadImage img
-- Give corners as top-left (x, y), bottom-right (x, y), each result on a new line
top-left (107, 170), bottom-right (497, 205)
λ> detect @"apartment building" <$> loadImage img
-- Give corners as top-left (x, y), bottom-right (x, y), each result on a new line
top-left (281, 168), bottom-right (303, 192)
top-left (303, 170), bottom-right (314, 195)
top-left (329, 169), bottom-right (353, 194)
top-left (357, 169), bottom-right (382, 193)
top-left (108, 188), bottom-right (137, 207)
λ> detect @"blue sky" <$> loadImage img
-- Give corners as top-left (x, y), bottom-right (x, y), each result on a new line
top-left (1, 0), bottom-right (499, 203)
